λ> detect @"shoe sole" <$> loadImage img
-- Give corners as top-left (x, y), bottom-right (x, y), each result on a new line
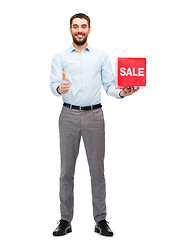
top-left (95, 227), bottom-right (114, 237)
top-left (53, 227), bottom-right (72, 236)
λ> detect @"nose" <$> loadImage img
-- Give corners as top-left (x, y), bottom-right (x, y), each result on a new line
top-left (78, 26), bottom-right (82, 32)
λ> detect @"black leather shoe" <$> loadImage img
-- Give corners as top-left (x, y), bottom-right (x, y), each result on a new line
top-left (53, 220), bottom-right (72, 236)
top-left (95, 220), bottom-right (114, 237)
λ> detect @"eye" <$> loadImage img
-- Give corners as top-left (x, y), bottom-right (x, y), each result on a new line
top-left (72, 25), bottom-right (78, 29)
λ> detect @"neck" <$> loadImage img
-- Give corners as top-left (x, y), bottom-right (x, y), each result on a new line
top-left (72, 41), bottom-right (88, 52)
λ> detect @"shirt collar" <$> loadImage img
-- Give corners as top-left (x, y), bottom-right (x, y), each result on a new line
top-left (69, 43), bottom-right (91, 53)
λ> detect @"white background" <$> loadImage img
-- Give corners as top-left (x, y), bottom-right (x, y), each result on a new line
top-left (0, 0), bottom-right (169, 239)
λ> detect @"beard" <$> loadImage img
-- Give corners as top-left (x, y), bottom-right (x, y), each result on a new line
top-left (72, 33), bottom-right (88, 46)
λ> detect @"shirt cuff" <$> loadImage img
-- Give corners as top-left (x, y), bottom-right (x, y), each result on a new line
top-left (50, 83), bottom-right (62, 97)
top-left (116, 89), bottom-right (125, 99)
top-left (107, 87), bottom-right (123, 99)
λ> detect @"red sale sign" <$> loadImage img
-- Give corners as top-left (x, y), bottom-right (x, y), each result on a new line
top-left (115, 58), bottom-right (146, 88)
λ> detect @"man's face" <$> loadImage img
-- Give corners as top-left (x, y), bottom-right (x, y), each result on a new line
top-left (70, 18), bottom-right (91, 46)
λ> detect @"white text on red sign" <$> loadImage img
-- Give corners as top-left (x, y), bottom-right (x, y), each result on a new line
top-left (120, 67), bottom-right (144, 76)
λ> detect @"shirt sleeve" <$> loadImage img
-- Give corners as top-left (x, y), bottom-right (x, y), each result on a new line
top-left (101, 53), bottom-right (123, 99)
top-left (50, 54), bottom-right (63, 97)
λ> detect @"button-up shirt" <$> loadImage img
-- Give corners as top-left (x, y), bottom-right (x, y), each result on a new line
top-left (50, 44), bottom-right (122, 106)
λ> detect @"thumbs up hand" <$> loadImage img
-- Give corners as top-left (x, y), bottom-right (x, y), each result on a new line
top-left (58, 72), bottom-right (70, 94)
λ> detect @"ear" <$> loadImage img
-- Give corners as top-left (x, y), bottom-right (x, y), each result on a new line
top-left (89, 27), bottom-right (91, 34)
top-left (69, 27), bottom-right (72, 34)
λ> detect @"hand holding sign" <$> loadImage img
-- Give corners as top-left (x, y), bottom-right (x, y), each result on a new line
top-left (119, 86), bottom-right (140, 97)
top-left (58, 72), bottom-right (70, 94)
top-left (116, 57), bottom-right (146, 97)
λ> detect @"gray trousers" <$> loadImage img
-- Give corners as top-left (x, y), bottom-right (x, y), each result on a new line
top-left (59, 106), bottom-right (106, 223)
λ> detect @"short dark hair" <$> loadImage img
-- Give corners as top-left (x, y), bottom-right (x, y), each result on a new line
top-left (70, 13), bottom-right (91, 28)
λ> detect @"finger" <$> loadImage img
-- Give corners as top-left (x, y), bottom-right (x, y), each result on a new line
top-left (129, 87), bottom-right (134, 95)
top-left (123, 88), bottom-right (128, 93)
top-left (60, 85), bottom-right (69, 92)
top-left (62, 90), bottom-right (69, 94)
top-left (121, 89), bottom-right (127, 96)
top-left (61, 86), bottom-right (69, 92)
top-left (127, 87), bottom-right (132, 92)
top-left (124, 88), bottom-right (131, 95)
top-left (133, 87), bottom-right (140, 92)
top-left (61, 81), bottom-right (69, 86)
top-left (126, 87), bottom-right (133, 94)
top-left (62, 72), bottom-right (66, 81)
top-left (62, 87), bottom-right (69, 91)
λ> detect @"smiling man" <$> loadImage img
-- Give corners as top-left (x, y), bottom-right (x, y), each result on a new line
top-left (50, 13), bottom-right (139, 237)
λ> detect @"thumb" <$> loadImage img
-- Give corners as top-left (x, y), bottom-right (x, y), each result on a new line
top-left (62, 72), bottom-right (66, 81)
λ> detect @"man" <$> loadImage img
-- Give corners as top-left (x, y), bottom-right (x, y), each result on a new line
top-left (50, 13), bottom-right (139, 237)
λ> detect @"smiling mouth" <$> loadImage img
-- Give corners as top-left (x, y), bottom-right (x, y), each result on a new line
top-left (76, 34), bottom-right (85, 37)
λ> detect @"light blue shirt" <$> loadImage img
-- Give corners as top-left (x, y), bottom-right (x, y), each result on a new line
top-left (50, 44), bottom-right (122, 106)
